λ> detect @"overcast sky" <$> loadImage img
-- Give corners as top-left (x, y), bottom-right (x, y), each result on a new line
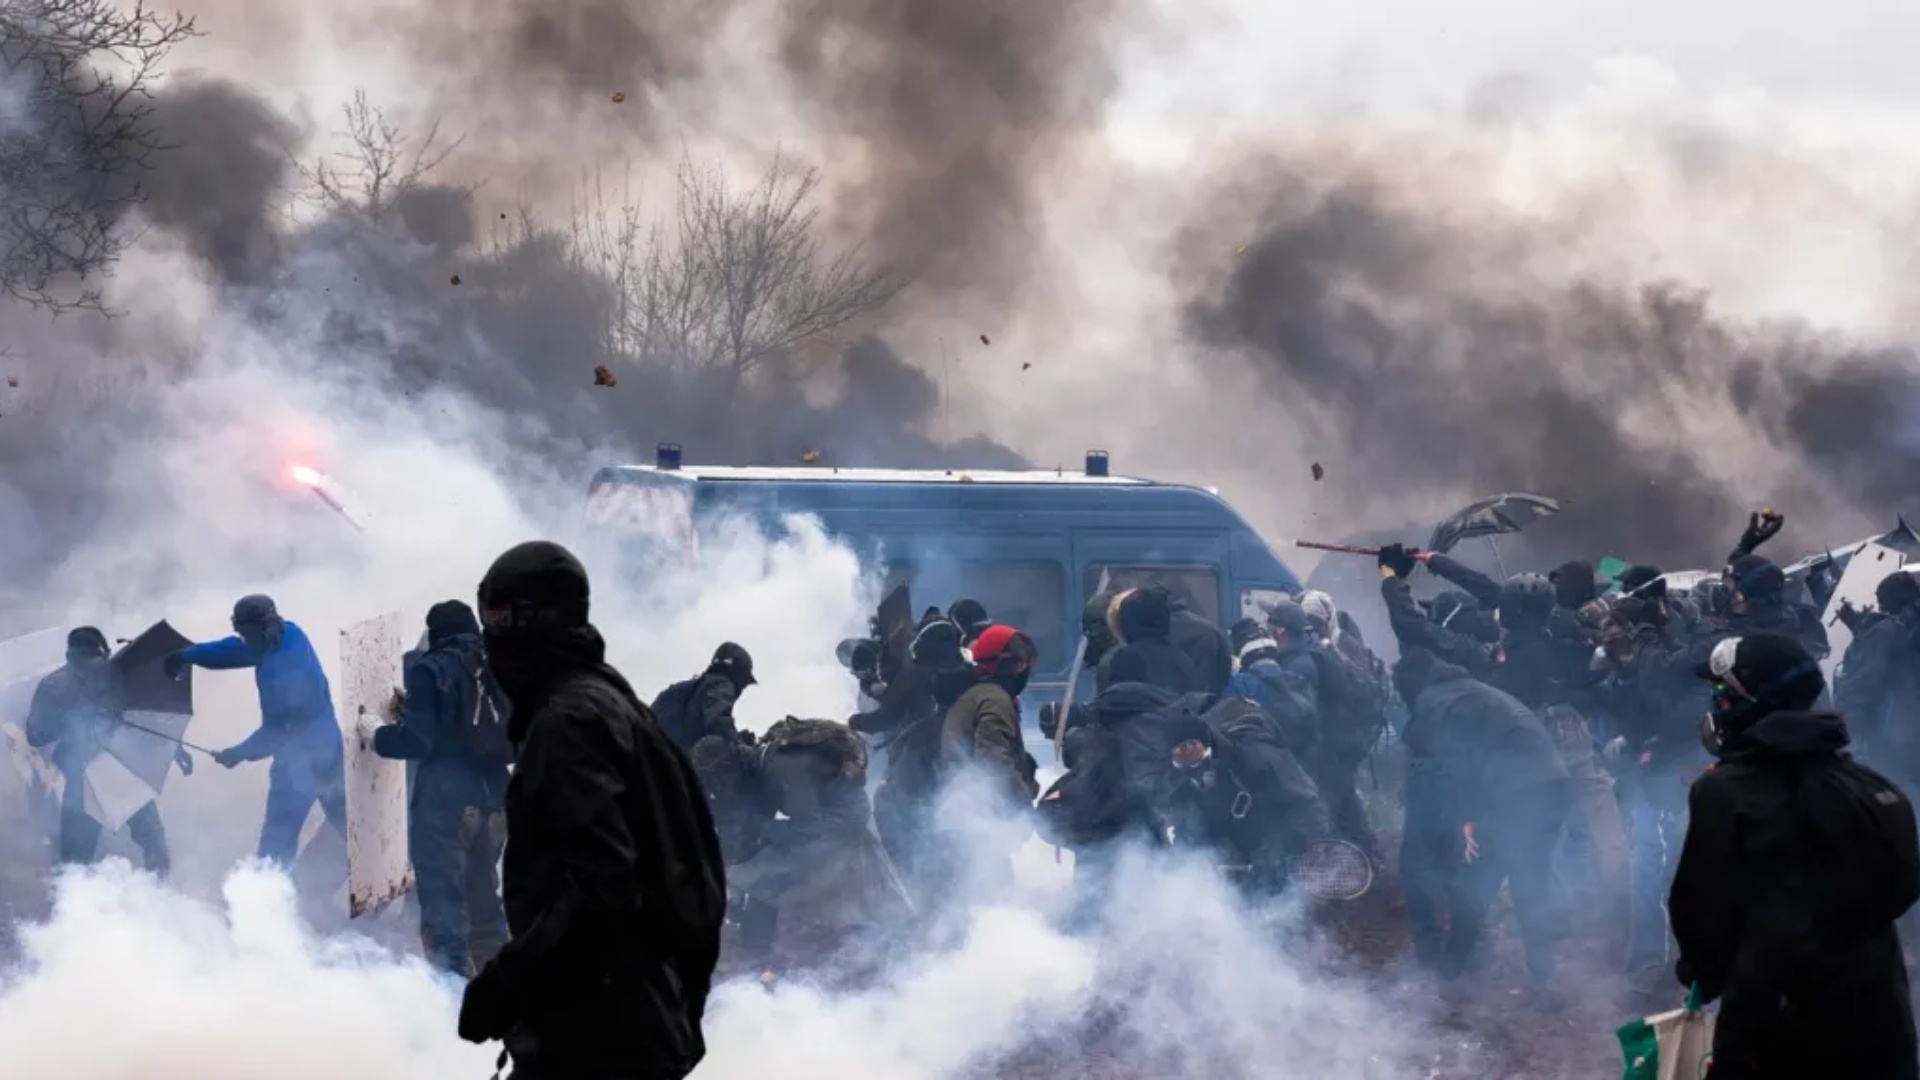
top-left (1117, 0), bottom-right (1918, 123)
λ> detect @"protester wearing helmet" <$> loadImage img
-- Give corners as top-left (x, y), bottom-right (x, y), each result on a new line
top-left (1671, 632), bottom-right (1919, 1080)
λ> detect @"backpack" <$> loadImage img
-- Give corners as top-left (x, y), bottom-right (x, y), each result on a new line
top-left (452, 655), bottom-right (513, 765)
top-left (1308, 646), bottom-right (1387, 755)
top-left (1794, 757), bottom-right (1920, 933)
top-left (649, 677), bottom-right (703, 749)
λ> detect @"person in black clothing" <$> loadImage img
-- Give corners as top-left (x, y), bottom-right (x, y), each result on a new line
top-left (1224, 609), bottom-right (1321, 756)
top-left (1724, 554), bottom-right (1829, 660)
top-left (370, 600), bottom-right (511, 977)
top-left (1165, 588), bottom-right (1233, 695)
top-left (947, 600), bottom-right (992, 645)
top-left (651, 642), bottom-right (756, 751)
top-left (1162, 700), bottom-right (1331, 901)
top-left (26, 626), bottom-right (184, 875)
top-left (1377, 544), bottom-right (1497, 678)
top-left (868, 618), bottom-right (976, 901)
top-left (1394, 648), bottom-right (1572, 987)
top-left (1671, 632), bottom-right (1919, 1080)
top-left (459, 541), bottom-right (726, 1080)
top-left (1836, 570), bottom-right (1920, 788)
top-left (1106, 587), bottom-right (1203, 695)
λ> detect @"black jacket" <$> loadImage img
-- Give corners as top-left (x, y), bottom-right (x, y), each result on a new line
top-left (1836, 610), bottom-right (1920, 778)
top-left (1173, 696), bottom-right (1330, 872)
top-left (1108, 590), bottom-right (1203, 696)
top-left (650, 673), bottom-right (741, 750)
top-left (1380, 574), bottom-right (1495, 679)
top-left (491, 629), bottom-right (726, 1080)
top-left (1403, 660), bottom-right (1569, 824)
top-left (1169, 604), bottom-right (1233, 696)
top-left (1670, 710), bottom-right (1918, 1080)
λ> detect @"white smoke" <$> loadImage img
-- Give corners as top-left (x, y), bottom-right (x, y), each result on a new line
top-left (0, 850), bottom-right (1445, 1079)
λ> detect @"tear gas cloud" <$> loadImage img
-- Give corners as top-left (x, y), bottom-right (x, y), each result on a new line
top-left (2, 852), bottom-right (1450, 1079)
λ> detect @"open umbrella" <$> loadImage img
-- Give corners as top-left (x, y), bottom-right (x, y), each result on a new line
top-left (83, 620), bottom-right (198, 832)
top-left (1428, 493), bottom-right (1561, 576)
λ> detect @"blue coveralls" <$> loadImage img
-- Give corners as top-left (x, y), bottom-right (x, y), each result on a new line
top-left (373, 635), bottom-right (510, 975)
top-left (181, 621), bottom-right (346, 864)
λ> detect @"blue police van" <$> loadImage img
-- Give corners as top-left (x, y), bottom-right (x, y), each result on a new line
top-left (584, 446), bottom-right (1302, 713)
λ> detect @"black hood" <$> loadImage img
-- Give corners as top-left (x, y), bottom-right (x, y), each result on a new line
top-left (1114, 587), bottom-right (1173, 643)
top-left (479, 541), bottom-right (603, 736)
top-left (1394, 648), bottom-right (1471, 704)
top-left (1550, 560), bottom-right (1599, 609)
top-left (1093, 681), bottom-right (1177, 726)
top-left (425, 600), bottom-right (482, 648)
top-left (1719, 709), bottom-right (1850, 763)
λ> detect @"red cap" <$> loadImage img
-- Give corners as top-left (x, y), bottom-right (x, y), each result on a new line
top-left (969, 624), bottom-right (1032, 673)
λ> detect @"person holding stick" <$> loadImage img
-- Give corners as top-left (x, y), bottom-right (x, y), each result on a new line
top-left (26, 626), bottom-right (187, 876)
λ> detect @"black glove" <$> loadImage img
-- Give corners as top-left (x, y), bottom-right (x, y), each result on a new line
top-left (211, 747), bottom-right (243, 769)
top-left (1735, 508), bottom-right (1784, 556)
top-left (737, 729), bottom-right (758, 747)
top-left (1037, 702), bottom-right (1060, 740)
top-left (162, 651), bottom-right (188, 679)
top-left (1378, 543), bottom-right (1420, 579)
top-left (174, 748), bottom-right (194, 776)
top-left (458, 960), bottom-right (518, 1043)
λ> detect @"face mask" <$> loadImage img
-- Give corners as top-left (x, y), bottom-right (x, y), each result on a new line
top-left (1699, 711), bottom-right (1725, 755)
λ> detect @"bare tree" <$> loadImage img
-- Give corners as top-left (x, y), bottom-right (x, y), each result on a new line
top-left (299, 89), bottom-right (464, 219)
top-left (0, 0), bottom-right (198, 313)
top-left (596, 152), bottom-right (902, 391)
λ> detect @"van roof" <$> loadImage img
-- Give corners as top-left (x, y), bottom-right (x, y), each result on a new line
top-left (596, 464), bottom-right (1153, 487)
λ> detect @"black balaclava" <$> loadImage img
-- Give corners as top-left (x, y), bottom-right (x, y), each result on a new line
top-left (1876, 571), bottom-right (1920, 617)
top-left (65, 626), bottom-right (110, 668)
top-left (1727, 554), bottom-right (1786, 615)
top-left (1081, 592), bottom-right (1117, 663)
top-left (1549, 560), bottom-right (1599, 610)
top-left (231, 594), bottom-right (285, 653)
top-left (425, 600), bottom-right (482, 648)
top-left (477, 541), bottom-right (600, 728)
top-left (947, 600), bottom-right (991, 644)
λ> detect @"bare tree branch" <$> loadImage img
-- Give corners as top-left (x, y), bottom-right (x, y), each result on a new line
top-left (0, 0), bottom-right (198, 313)
top-left (567, 150), bottom-right (902, 392)
top-left (297, 88), bottom-right (466, 219)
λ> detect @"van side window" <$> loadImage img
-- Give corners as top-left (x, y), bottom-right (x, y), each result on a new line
top-left (1085, 566), bottom-right (1222, 626)
top-left (884, 561), bottom-right (1068, 673)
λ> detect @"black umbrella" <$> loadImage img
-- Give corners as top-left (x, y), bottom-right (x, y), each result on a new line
top-left (1428, 493), bottom-right (1562, 559)
top-left (81, 620), bottom-right (199, 831)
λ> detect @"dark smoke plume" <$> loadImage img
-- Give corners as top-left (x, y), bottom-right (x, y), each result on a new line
top-left (1177, 158), bottom-right (1920, 570)
top-left (382, 0), bottom-right (1134, 302)
top-left (777, 0), bottom-right (1135, 298)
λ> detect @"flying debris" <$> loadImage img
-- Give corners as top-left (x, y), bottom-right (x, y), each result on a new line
top-left (1311, 462), bottom-right (1325, 481)
top-left (979, 334), bottom-right (991, 346)
top-left (593, 365), bottom-right (617, 387)
top-left (289, 464), bottom-right (365, 533)
top-left (801, 449), bottom-right (822, 463)
top-left (4, 375), bottom-right (15, 388)
top-left (1021, 362), bottom-right (1032, 371)
top-left (449, 274), bottom-right (462, 286)
top-left (611, 92), bottom-right (627, 103)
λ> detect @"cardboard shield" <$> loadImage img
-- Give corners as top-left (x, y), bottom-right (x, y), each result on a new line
top-left (339, 612), bottom-right (413, 917)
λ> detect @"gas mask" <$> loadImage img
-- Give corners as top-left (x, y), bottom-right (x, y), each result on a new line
top-left (1701, 636), bottom-right (1755, 755)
